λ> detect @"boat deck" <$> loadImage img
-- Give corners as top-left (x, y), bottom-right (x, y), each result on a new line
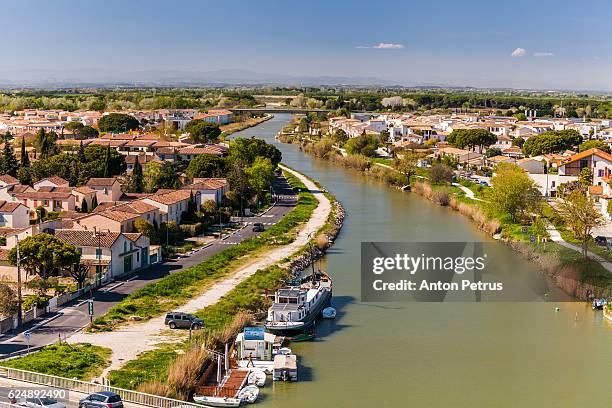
top-left (196, 369), bottom-right (249, 398)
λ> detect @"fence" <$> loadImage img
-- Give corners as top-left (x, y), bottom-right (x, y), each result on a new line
top-left (0, 367), bottom-right (202, 408)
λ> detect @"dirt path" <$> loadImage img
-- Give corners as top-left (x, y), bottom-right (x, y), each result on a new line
top-left (68, 165), bottom-right (331, 378)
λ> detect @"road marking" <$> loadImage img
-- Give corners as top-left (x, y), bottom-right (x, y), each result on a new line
top-left (126, 275), bottom-right (139, 282)
top-left (102, 281), bottom-right (124, 293)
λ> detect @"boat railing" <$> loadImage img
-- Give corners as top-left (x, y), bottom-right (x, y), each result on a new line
top-left (196, 385), bottom-right (241, 398)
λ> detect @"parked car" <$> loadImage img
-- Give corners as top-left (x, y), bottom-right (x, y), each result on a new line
top-left (595, 236), bottom-right (607, 246)
top-left (78, 392), bottom-right (123, 408)
top-left (21, 398), bottom-right (66, 408)
top-left (479, 180), bottom-right (489, 186)
top-left (164, 312), bottom-right (204, 329)
top-left (252, 222), bottom-right (265, 232)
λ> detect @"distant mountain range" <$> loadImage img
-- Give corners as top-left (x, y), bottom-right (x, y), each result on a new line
top-left (0, 68), bottom-right (402, 88)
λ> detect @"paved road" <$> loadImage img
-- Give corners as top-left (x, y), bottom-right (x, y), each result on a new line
top-left (0, 175), bottom-right (297, 358)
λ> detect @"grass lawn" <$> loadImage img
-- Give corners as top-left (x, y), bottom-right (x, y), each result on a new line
top-left (1, 343), bottom-right (111, 380)
top-left (91, 169), bottom-right (317, 331)
top-left (108, 343), bottom-right (181, 389)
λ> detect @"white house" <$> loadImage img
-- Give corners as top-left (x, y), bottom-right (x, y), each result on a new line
top-left (86, 178), bottom-right (123, 203)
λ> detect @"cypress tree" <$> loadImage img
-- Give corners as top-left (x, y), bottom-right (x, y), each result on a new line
top-left (78, 140), bottom-right (86, 163)
top-left (132, 158), bottom-right (144, 193)
top-left (103, 145), bottom-right (111, 177)
top-left (20, 137), bottom-right (30, 167)
top-left (91, 194), bottom-right (98, 210)
top-left (80, 198), bottom-right (88, 213)
top-left (0, 133), bottom-right (18, 176)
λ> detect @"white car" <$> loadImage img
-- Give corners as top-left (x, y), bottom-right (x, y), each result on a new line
top-left (20, 398), bottom-right (66, 408)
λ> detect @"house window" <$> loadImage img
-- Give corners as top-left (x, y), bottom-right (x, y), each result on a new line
top-left (96, 248), bottom-right (101, 259)
top-left (598, 169), bottom-right (604, 177)
top-left (551, 181), bottom-right (556, 188)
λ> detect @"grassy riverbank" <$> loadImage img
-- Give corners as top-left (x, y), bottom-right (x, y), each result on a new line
top-left (220, 114), bottom-right (272, 137)
top-left (107, 173), bottom-right (343, 395)
top-left (1, 343), bottom-right (111, 380)
top-left (91, 171), bottom-right (317, 332)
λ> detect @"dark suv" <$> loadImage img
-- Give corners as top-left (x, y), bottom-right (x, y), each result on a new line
top-left (164, 312), bottom-right (204, 329)
top-left (79, 392), bottom-right (123, 408)
top-left (252, 222), bottom-right (265, 232)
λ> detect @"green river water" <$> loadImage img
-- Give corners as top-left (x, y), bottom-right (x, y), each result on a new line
top-left (230, 114), bottom-right (611, 407)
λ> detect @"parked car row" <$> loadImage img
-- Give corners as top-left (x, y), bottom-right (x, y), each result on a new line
top-left (9, 391), bottom-right (124, 408)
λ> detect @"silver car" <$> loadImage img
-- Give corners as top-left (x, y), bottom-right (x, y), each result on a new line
top-left (20, 398), bottom-right (66, 408)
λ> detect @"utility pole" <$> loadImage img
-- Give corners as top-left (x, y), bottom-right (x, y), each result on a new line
top-left (16, 235), bottom-right (22, 327)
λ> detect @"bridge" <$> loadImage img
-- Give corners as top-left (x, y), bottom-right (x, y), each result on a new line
top-left (229, 107), bottom-right (332, 114)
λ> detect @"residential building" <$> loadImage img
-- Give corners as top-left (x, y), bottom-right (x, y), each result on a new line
top-left (86, 178), bottom-right (123, 203)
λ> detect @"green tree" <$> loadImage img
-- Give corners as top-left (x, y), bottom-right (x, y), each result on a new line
top-left (90, 194), bottom-right (98, 210)
top-left (522, 130), bottom-right (582, 156)
top-left (8, 234), bottom-right (80, 293)
top-left (512, 137), bottom-right (525, 148)
top-left (144, 162), bottom-right (180, 191)
top-left (134, 219), bottom-right (159, 244)
top-left (556, 190), bottom-right (604, 258)
top-left (132, 159), bottom-right (144, 193)
top-left (447, 129), bottom-right (497, 152)
top-left (185, 154), bottom-right (227, 180)
top-left (98, 113), bottom-right (139, 133)
top-left (579, 167), bottom-right (593, 187)
top-left (579, 139), bottom-right (611, 154)
top-left (17, 166), bottom-right (32, 186)
top-left (486, 163), bottom-right (543, 221)
top-left (20, 136), bottom-right (30, 167)
top-left (0, 283), bottom-right (18, 317)
top-left (80, 198), bottom-right (89, 213)
top-left (184, 120), bottom-right (221, 143)
top-left (0, 134), bottom-right (19, 176)
top-left (394, 152), bottom-right (425, 187)
top-left (246, 156), bottom-right (275, 202)
top-left (345, 134), bottom-right (380, 157)
top-left (485, 148), bottom-right (503, 158)
top-left (332, 129), bottom-right (348, 144)
top-left (229, 137), bottom-right (282, 166)
top-left (78, 141), bottom-right (86, 163)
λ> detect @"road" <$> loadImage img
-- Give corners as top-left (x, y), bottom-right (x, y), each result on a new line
top-left (0, 175), bottom-right (297, 358)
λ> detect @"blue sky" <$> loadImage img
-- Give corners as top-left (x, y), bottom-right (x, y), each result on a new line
top-left (1, 0), bottom-right (611, 90)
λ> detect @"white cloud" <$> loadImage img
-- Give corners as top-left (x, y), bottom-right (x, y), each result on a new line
top-left (511, 47), bottom-right (526, 57)
top-left (356, 43), bottom-right (404, 49)
top-left (534, 52), bottom-right (554, 57)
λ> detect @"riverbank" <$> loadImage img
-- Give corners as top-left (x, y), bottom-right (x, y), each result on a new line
top-left (63, 166), bottom-right (342, 394)
top-left (281, 134), bottom-right (612, 299)
top-left (220, 113), bottom-right (273, 137)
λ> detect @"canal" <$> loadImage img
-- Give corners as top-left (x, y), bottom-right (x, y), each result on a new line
top-left (230, 114), bottom-right (612, 407)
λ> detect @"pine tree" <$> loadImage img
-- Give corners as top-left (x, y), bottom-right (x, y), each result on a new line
top-left (20, 137), bottom-right (30, 167)
top-left (78, 140), bottom-right (86, 163)
top-left (17, 167), bottom-right (32, 186)
top-left (132, 159), bottom-right (144, 193)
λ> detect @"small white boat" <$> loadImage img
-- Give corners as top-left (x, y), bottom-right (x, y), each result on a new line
top-left (322, 306), bottom-right (336, 319)
top-left (193, 395), bottom-right (241, 407)
top-left (237, 385), bottom-right (259, 404)
top-left (275, 347), bottom-right (292, 355)
top-left (247, 369), bottom-right (266, 387)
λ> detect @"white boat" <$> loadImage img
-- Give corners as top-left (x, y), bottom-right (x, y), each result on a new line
top-left (237, 385), bottom-right (259, 404)
top-left (322, 307), bottom-right (336, 319)
top-left (275, 347), bottom-right (292, 355)
top-left (265, 271), bottom-right (332, 335)
top-left (247, 369), bottom-right (266, 387)
top-left (193, 395), bottom-right (241, 407)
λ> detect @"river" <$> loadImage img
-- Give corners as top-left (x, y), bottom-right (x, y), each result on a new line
top-left (230, 114), bottom-right (612, 407)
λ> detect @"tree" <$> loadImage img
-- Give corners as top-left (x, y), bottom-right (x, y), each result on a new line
top-left (0, 134), bottom-right (19, 176)
top-left (103, 145), bottom-right (111, 177)
top-left (447, 129), bottom-right (497, 153)
top-left (429, 163), bottom-right (454, 184)
top-left (66, 263), bottom-right (90, 290)
top-left (245, 156), bottom-right (275, 202)
top-left (17, 166), bottom-right (32, 186)
top-left (557, 190), bottom-right (604, 258)
top-left (20, 136), bottom-right (29, 167)
top-left (144, 162), bottom-right (180, 191)
top-left (579, 140), bottom-right (611, 154)
top-left (201, 199), bottom-right (217, 215)
top-left (80, 197), bottom-right (89, 213)
top-left (184, 120), bottom-right (221, 143)
top-left (8, 234), bottom-right (80, 293)
top-left (485, 148), bottom-right (503, 158)
top-left (0, 283), bottom-right (17, 317)
top-left (90, 194), bottom-right (98, 210)
top-left (579, 167), bottom-right (593, 187)
top-left (345, 134), bottom-right (380, 157)
top-left (185, 154), bottom-right (227, 180)
top-left (522, 130), bottom-right (582, 156)
top-left (395, 152), bottom-right (425, 187)
top-left (33, 129), bottom-right (57, 159)
top-left (486, 163), bottom-right (543, 221)
top-left (332, 129), bottom-right (348, 144)
top-left (83, 145), bottom-right (126, 178)
top-left (229, 137), bottom-right (282, 167)
top-left (98, 113), bottom-right (139, 133)
top-left (64, 122), bottom-right (99, 139)
top-left (78, 140), bottom-right (86, 163)
top-left (512, 137), bottom-right (525, 148)
top-left (132, 159), bottom-right (144, 193)
top-left (134, 219), bottom-right (159, 244)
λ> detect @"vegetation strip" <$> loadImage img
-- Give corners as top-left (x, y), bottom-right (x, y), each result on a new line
top-left (91, 170), bottom-right (317, 331)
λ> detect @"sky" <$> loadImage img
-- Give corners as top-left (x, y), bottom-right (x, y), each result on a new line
top-left (0, 0), bottom-right (611, 90)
